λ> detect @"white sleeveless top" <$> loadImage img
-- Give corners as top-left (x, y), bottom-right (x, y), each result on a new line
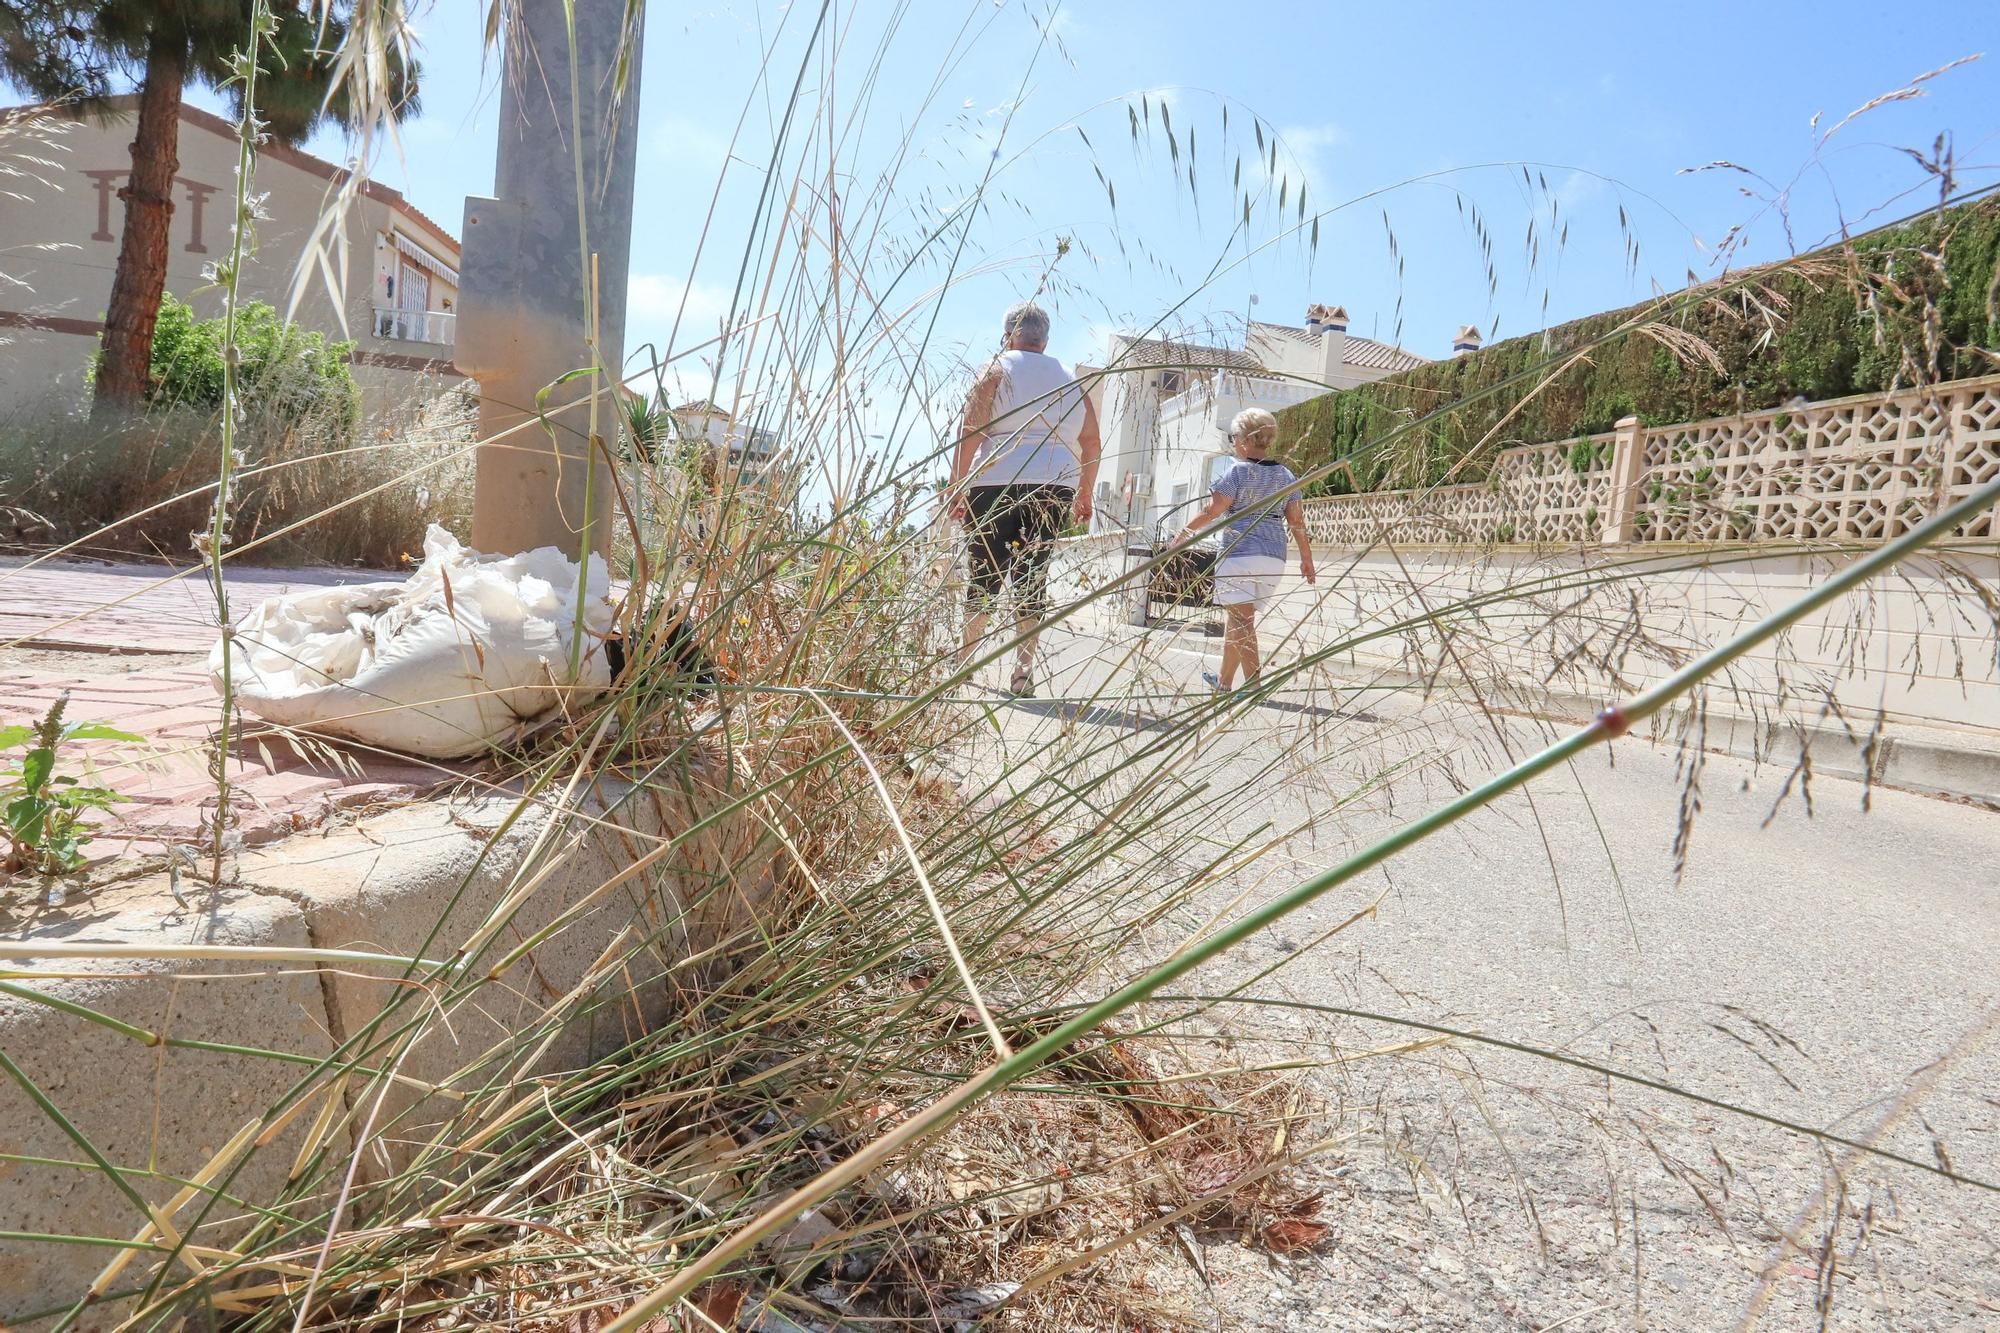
top-left (972, 349), bottom-right (1085, 488)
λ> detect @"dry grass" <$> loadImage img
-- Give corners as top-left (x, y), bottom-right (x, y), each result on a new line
top-left (0, 382), bottom-right (476, 568)
top-left (145, 612), bottom-right (1336, 1329)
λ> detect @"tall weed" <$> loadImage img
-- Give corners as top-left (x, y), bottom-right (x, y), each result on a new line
top-left (0, 383), bottom-right (474, 567)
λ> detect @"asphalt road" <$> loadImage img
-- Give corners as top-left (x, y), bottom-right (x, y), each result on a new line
top-left (964, 615), bottom-right (2000, 1331)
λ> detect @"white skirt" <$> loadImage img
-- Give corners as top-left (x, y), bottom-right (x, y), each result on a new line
top-left (1212, 554), bottom-right (1285, 611)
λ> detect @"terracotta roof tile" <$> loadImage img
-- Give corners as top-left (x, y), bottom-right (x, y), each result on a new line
top-left (1111, 334), bottom-right (1264, 373)
top-left (1342, 336), bottom-right (1429, 372)
top-left (1248, 320), bottom-right (1318, 345)
top-left (1248, 320), bottom-right (1428, 373)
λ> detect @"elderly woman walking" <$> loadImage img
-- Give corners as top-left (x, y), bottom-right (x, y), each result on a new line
top-left (945, 300), bottom-right (1101, 696)
top-left (1177, 408), bottom-right (1317, 692)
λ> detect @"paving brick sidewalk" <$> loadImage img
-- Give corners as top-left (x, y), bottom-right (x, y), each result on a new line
top-left (0, 556), bottom-right (380, 653)
top-left (1, 558), bottom-right (449, 867)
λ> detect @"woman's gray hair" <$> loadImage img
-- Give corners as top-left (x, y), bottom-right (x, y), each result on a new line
top-left (1230, 407), bottom-right (1278, 450)
top-left (1003, 301), bottom-right (1051, 344)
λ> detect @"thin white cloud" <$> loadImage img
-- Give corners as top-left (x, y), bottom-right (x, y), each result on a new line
top-left (628, 272), bottom-right (734, 331)
top-left (1555, 168), bottom-right (1608, 212)
top-left (1278, 123), bottom-right (1344, 153)
top-left (623, 273), bottom-right (740, 387)
top-left (1275, 122), bottom-right (1344, 198)
top-left (1135, 86), bottom-right (1186, 119)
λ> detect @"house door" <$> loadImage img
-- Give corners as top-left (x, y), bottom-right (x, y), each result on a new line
top-left (399, 261), bottom-right (430, 312)
top-left (398, 261), bottom-right (430, 339)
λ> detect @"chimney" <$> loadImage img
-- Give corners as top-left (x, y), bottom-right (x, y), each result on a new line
top-left (1311, 303), bottom-right (1349, 384)
top-left (1452, 324), bottom-right (1483, 356)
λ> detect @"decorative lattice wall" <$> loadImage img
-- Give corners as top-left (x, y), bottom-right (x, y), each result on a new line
top-left (1633, 377), bottom-right (2000, 543)
top-left (1303, 434), bottom-right (1616, 547)
top-left (1302, 375), bottom-right (2000, 548)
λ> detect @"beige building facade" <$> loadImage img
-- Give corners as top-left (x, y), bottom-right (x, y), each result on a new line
top-left (667, 399), bottom-right (780, 470)
top-left (0, 98), bottom-right (463, 424)
top-left (1091, 304), bottom-right (1448, 536)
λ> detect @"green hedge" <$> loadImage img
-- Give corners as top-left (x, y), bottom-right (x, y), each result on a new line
top-left (141, 293), bottom-right (362, 445)
top-left (1277, 197), bottom-right (2000, 493)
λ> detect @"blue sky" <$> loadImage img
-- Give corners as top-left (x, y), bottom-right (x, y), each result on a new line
top-left (191, 1), bottom-right (1998, 423)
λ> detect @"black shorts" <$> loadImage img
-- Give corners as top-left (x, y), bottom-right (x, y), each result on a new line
top-left (965, 483), bottom-right (1073, 615)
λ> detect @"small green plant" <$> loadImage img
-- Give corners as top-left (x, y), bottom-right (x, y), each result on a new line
top-left (94, 293), bottom-right (363, 447)
top-left (1567, 438), bottom-right (1595, 473)
top-left (2, 692), bottom-right (141, 879)
top-left (622, 392), bottom-right (670, 462)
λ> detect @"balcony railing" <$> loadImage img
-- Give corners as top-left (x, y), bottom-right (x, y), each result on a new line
top-left (1160, 371), bottom-right (1323, 409)
top-left (1158, 371), bottom-right (1325, 425)
top-left (372, 306), bottom-right (456, 346)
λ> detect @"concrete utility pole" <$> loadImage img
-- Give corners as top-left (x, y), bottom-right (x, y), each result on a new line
top-left (456, 0), bottom-right (644, 560)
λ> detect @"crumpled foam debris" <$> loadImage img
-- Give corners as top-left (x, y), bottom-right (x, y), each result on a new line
top-left (210, 524), bottom-right (614, 759)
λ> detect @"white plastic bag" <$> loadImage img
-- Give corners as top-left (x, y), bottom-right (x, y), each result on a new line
top-left (211, 525), bottom-right (615, 759)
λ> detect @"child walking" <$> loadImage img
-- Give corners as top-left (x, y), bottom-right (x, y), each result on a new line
top-left (1177, 408), bottom-right (1317, 692)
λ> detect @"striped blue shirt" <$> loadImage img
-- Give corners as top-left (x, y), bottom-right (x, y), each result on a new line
top-left (1211, 459), bottom-right (1298, 560)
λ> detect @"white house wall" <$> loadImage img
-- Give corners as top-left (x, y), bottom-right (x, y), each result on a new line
top-left (1093, 365), bottom-right (1161, 533)
top-left (1152, 380), bottom-right (1279, 523)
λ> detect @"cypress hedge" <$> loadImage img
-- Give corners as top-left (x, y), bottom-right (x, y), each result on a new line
top-left (1277, 197), bottom-right (2000, 493)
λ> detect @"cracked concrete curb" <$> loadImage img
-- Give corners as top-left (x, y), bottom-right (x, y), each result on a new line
top-left (0, 761), bottom-right (774, 1329)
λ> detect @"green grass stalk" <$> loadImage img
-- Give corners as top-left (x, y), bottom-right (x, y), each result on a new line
top-left (202, 0), bottom-right (273, 886)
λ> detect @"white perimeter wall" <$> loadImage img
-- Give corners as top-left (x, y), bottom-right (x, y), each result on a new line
top-left (1051, 536), bottom-right (2000, 753)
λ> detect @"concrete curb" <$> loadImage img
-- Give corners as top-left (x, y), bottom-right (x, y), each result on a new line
top-left (1527, 678), bottom-right (2000, 806)
top-left (1112, 616), bottom-right (2000, 806)
top-left (1290, 655), bottom-right (2000, 806)
top-left (0, 756), bottom-right (775, 1329)
top-left (0, 886), bottom-right (330, 1328)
